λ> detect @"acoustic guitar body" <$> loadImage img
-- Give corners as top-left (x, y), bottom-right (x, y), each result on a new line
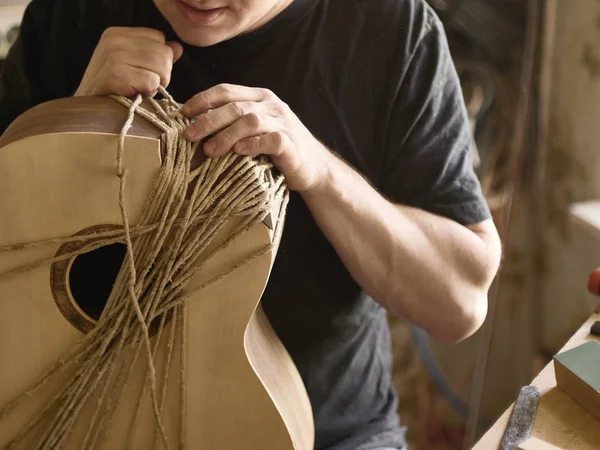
top-left (0, 97), bottom-right (314, 450)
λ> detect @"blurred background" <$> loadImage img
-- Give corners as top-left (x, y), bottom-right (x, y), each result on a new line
top-left (388, 1), bottom-right (600, 449)
top-left (2, 0), bottom-right (600, 449)
top-left (0, 1), bottom-right (25, 63)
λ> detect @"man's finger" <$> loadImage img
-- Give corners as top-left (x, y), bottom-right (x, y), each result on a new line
top-left (105, 26), bottom-right (166, 43)
top-left (203, 113), bottom-right (278, 157)
top-left (181, 84), bottom-right (267, 117)
top-left (184, 101), bottom-right (262, 141)
top-left (118, 39), bottom-right (181, 89)
top-left (232, 132), bottom-right (288, 157)
top-left (111, 66), bottom-right (161, 97)
top-left (125, 27), bottom-right (167, 43)
top-left (126, 47), bottom-right (176, 88)
top-left (166, 41), bottom-right (184, 63)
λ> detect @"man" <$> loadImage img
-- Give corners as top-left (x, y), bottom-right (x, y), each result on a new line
top-left (0, 0), bottom-right (502, 448)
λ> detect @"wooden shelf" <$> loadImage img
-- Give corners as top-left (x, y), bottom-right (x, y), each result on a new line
top-left (473, 313), bottom-right (600, 450)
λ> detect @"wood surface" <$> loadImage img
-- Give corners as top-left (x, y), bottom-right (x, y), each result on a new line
top-left (0, 96), bottom-right (164, 150)
top-left (0, 96), bottom-right (207, 180)
top-left (519, 437), bottom-right (564, 450)
top-left (0, 97), bottom-right (314, 449)
top-left (473, 312), bottom-right (600, 450)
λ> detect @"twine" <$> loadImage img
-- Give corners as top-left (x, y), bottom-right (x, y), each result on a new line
top-left (0, 86), bottom-right (288, 449)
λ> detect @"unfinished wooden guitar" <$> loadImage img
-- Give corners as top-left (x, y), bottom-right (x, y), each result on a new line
top-left (0, 96), bottom-right (314, 449)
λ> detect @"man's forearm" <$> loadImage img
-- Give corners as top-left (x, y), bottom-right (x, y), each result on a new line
top-left (300, 148), bottom-right (501, 342)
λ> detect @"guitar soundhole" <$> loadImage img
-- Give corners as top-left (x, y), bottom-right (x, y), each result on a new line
top-left (68, 242), bottom-right (127, 321)
top-left (50, 225), bottom-right (172, 335)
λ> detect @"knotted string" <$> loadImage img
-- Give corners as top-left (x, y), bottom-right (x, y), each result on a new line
top-left (0, 87), bottom-right (288, 449)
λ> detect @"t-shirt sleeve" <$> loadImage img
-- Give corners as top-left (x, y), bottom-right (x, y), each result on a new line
top-left (378, 9), bottom-right (491, 226)
top-left (0, 1), bottom-right (51, 135)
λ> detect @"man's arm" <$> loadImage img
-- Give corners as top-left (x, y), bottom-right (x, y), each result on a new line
top-left (181, 81), bottom-right (501, 343)
top-left (180, 7), bottom-right (500, 344)
top-left (301, 148), bottom-right (501, 343)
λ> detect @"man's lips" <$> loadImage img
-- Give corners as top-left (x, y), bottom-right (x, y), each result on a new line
top-left (174, 0), bottom-right (227, 24)
top-left (180, 1), bottom-right (224, 11)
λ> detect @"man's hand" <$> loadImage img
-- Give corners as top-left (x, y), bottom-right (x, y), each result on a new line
top-left (75, 27), bottom-right (183, 97)
top-left (181, 84), bottom-right (330, 192)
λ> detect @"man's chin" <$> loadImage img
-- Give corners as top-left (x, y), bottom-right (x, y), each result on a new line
top-left (173, 26), bottom-right (235, 47)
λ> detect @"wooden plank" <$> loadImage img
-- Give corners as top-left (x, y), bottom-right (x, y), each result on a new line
top-left (473, 313), bottom-right (600, 449)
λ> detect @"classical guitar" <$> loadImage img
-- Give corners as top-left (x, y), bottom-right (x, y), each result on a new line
top-left (0, 94), bottom-right (314, 450)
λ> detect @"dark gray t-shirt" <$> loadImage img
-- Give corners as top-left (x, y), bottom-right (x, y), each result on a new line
top-left (0, 0), bottom-right (491, 448)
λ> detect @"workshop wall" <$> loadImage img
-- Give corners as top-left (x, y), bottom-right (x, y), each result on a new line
top-left (536, 0), bottom-right (600, 352)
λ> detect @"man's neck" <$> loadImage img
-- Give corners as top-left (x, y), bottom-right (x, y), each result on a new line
top-left (245, 0), bottom-right (296, 34)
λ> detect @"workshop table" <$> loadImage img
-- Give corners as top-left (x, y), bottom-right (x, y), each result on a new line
top-left (473, 311), bottom-right (600, 449)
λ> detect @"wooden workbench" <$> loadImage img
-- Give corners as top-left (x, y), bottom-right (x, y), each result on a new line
top-left (473, 312), bottom-right (600, 449)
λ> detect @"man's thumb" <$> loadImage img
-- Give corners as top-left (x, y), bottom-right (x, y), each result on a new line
top-left (167, 41), bottom-right (184, 63)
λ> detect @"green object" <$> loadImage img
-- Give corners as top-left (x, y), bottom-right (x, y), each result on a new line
top-left (554, 340), bottom-right (600, 392)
